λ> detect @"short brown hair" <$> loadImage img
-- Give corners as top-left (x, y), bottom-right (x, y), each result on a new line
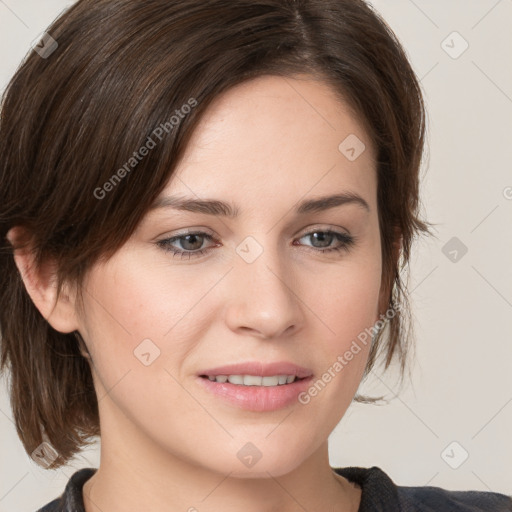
top-left (0, 0), bottom-right (433, 468)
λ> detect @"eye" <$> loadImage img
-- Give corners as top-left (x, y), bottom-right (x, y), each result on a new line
top-left (294, 230), bottom-right (356, 254)
top-left (156, 231), bottom-right (218, 260)
top-left (156, 228), bottom-right (356, 259)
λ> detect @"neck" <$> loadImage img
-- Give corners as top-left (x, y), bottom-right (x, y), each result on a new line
top-left (82, 407), bottom-right (360, 512)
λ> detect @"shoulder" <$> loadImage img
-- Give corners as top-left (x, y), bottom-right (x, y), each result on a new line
top-left (397, 484), bottom-right (512, 511)
top-left (36, 468), bottom-right (97, 512)
top-left (333, 466), bottom-right (512, 511)
top-left (37, 498), bottom-right (60, 512)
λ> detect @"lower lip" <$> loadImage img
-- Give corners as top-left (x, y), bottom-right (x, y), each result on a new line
top-left (196, 376), bottom-right (314, 412)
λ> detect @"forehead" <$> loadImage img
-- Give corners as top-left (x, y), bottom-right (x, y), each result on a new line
top-left (163, 74), bottom-right (376, 212)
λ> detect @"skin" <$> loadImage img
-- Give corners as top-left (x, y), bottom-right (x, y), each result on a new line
top-left (10, 74), bottom-right (395, 512)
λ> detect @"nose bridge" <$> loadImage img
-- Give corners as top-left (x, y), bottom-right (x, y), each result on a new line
top-left (225, 233), bottom-right (302, 338)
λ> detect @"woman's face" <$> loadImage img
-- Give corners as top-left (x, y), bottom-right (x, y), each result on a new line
top-left (76, 74), bottom-right (384, 477)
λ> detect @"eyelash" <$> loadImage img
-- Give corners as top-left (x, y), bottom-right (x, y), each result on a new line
top-left (156, 229), bottom-right (356, 260)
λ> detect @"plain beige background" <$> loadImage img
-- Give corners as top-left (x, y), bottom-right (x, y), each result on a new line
top-left (0, 1), bottom-right (511, 511)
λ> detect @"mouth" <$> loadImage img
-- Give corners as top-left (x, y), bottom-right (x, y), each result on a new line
top-left (195, 361), bottom-right (314, 411)
top-left (196, 373), bottom-right (314, 412)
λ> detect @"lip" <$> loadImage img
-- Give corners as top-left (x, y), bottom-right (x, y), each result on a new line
top-left (197, 361), bottom-right (313, 379)
top-left (196, 361), bottom-right (314, 412)
top-left (196, 374), bottom-right (314, 412)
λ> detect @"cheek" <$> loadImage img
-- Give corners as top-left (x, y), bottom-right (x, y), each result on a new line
top-left (300, 250), bottom-right (382, 392)
top-left (303, 254), bottom-right (382, 346)
top-left (78, 256), bottom-right (222, 398)
top-left (294, 266), bottom-right (379, 426)
top-left (82, 253), bottom-right (215, 344)
top-left (78, 265), bottom-right (202, 438)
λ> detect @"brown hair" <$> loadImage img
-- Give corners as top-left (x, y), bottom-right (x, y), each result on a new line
top-left (0, 0), bottom-right (433, 468)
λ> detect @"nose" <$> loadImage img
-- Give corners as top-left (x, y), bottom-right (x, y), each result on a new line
top-left (223, 240), bottom-right (304, 340)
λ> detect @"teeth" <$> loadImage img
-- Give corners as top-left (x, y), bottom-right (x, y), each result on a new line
top-left (206, 374), bottom-right (297, 386)
top-left (210, 375), bottom-right (228, 383)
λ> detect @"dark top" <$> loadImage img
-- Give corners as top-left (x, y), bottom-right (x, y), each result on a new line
top-left (37, 466), bottom-right (512, 511)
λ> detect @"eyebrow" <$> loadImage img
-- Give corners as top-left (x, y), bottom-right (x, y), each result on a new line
top-left (149, 192), bottom-right (370, 217)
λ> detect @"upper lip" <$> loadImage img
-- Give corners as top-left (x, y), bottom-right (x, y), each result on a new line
top-left (198, 361), bottom-right (313, 379)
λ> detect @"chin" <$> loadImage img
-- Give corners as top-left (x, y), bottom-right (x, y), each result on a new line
top-left (228, 466), bottom-right (294, 479)
top-left (226, 454), bottom-right (305, 479)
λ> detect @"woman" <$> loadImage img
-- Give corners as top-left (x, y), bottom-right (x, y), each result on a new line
top-left (0, 0), bottom-right (510, 511)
